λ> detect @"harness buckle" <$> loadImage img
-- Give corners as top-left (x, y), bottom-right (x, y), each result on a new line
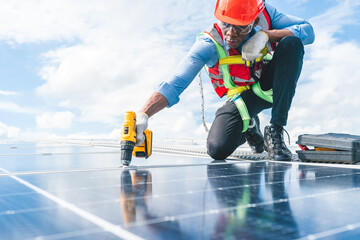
top-left (227, 85), bottom-right (251, 99)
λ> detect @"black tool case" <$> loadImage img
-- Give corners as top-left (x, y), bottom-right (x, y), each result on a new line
top-left (296, 133), bottom-right (360, 164)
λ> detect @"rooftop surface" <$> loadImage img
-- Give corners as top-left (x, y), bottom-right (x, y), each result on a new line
top-left (1, 141), bottom-right (360, 239)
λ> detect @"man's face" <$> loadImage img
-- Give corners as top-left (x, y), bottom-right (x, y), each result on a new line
top-left (219, 19), bottom-right (258, 49)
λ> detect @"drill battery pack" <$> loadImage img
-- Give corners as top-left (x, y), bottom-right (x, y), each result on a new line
top-left (133, 129), bottom-right (152, 158)
top-left (296, 133), bottom-right (360, 164)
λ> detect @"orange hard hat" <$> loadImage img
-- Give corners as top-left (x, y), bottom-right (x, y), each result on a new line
top-left (214, 0), bottom-right (265, 26)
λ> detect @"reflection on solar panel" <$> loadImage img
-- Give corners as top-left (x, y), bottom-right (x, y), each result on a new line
top-left (1, 141), bottom-right (360, 239)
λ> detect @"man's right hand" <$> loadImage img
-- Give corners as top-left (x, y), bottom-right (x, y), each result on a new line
top-left (135, 112), bottom-right (149, 147)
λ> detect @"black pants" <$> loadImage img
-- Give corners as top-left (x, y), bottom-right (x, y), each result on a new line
top-left (207, 36), bottom-right (304, 160)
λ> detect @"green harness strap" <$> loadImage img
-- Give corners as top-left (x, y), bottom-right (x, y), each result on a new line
top-left (233, 95), bottom-right (250, 132)
top-left (252, 82), bottom-right (273, 103)
top-left (203, 33), bottom-right (235, 89)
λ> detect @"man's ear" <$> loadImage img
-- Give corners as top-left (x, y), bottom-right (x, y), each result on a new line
top-left (254, 17), bottom-right (260, 27)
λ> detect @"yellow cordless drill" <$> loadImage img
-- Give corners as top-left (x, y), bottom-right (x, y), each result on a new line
top-left (120, 111), bottom-right (152, 166)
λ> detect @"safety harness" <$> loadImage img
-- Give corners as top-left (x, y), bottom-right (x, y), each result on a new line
top-left (204, 32), bottom-right (274, 132)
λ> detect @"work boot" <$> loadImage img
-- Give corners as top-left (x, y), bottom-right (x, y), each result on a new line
top-left (244, 115), bottom-right (264, 154)
top-left (264, 125), bottom-right (292, 161)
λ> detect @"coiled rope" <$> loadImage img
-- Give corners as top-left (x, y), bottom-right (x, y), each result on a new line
top-left (198, 71), bottom-right (209, 133)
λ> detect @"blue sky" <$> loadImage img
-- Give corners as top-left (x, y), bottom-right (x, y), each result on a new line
top-left (0, 0), bottom-right (359, 142)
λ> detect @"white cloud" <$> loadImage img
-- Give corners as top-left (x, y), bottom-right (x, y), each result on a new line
top-left (0, 101), bottom-right (33, 113)
top-left (0, 0), bottom-right (103, 44)
top-left (29, 0), bottom-right (217, 126)
top-left (0, 122), bottom-right (20, 139)
top-left (0, 0), bottom-right (219, 139)
top-left (36, 111), bottom-right (75, 129)
top-left (0, 90), bottom-right (18, 96)
top-left (287, 0), bottom-right (360, 139)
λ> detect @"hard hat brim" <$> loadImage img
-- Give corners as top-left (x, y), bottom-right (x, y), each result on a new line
top-left (214, 2), bottom-right (265, 26)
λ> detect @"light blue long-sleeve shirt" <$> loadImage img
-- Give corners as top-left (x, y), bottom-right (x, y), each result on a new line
top-left (155, 3), bottom-right (315, 107)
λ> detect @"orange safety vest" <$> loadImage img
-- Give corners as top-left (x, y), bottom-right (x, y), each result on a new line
top-left (205, 9), bottom-right (273, 98)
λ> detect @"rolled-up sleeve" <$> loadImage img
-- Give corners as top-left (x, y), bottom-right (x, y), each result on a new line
top-left (154, 82), bottom-right (180, 107)
top-left (266, 3), bottom-right (315, 45)
top-left (155, 35), bottom-right (218, 107)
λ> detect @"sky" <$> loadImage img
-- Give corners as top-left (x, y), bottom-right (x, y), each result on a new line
top-left (0, 0), bottom-right (360, 144)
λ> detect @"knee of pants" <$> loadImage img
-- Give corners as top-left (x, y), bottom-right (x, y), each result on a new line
top-left (207, 139), bottom-right (230, 160)
top-left (278, 36), bottom-right (304, 55)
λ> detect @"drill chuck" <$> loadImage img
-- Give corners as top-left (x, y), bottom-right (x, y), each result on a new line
top-left (121, 141), bottom-right (135, 166)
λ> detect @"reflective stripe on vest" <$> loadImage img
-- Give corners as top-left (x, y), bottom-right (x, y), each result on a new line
top-left (212, 80), bottom-right (225, 89)
top-left (258, 9), bottom-right (274, 52)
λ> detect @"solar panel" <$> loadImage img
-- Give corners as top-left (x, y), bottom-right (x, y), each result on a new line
top-left (1, 141), bottom-right (360, 239)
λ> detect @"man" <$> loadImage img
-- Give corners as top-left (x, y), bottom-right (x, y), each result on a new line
top-left (134, 0), bottom-right (314, 161)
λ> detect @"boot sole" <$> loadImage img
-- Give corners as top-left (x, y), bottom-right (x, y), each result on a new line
top-left (273, 155), bottom-right (292, 161)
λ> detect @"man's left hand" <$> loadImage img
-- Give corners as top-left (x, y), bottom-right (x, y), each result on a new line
top-left (242, 31), bottom-right (269, 64)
